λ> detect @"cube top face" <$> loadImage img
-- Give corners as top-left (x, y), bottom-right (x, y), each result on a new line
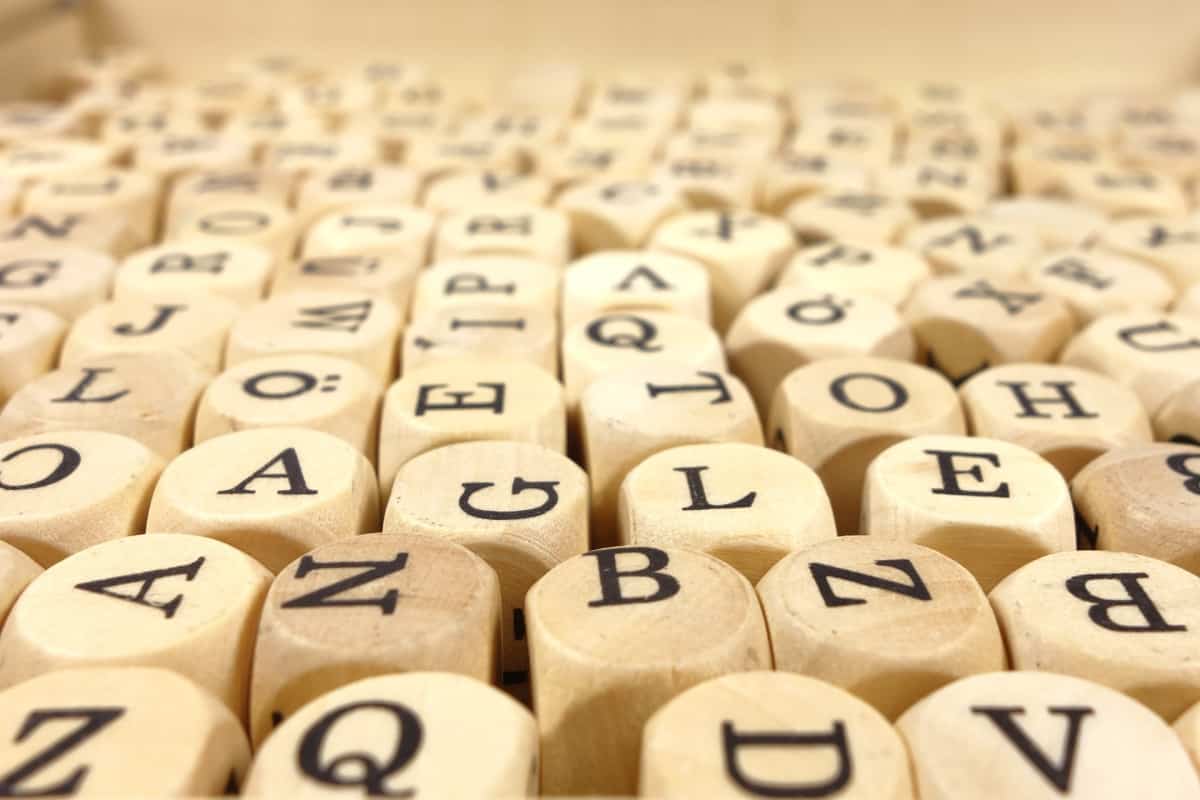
top-left (1026, 248), bottom-right (1175, 325)
top-left (0, 241), bottom-right (115, 320)
top-left (779, 240), bottom-right (931, 307)
top-left (1099, 217), bottom-right (1200, 289)
top-left (651, 209), bottom-right (795, 263)
top-left (561, 249), bottom-right (712, 326)
top-left (304, 203), bottom-right (435, 261)
top-left (897, 671), bottom-right (1200, 799)
top-left (385, 440), bottom-right (588, 563)
top-left (412, 255), bottom-right (559, 318)
top-left (641, 671), bottom-right (914, 800)
top-left (980, 198), bottom-right (1104, 250)
top-left (402, 302), bottom-right (558, 375)
top-left (115, 239), bottom-right (273, 303)
top-left (244, 672), bottom-right (537, 798)
top-left (1071, 443), bottom-right (1200, 569)
top-left (526, 545), bottom-right (763, 666)
top-left (990, 550), bottom-right (1200, 719)
top-left (0, 667), bottom-right (249, 798)
top-left (904, 217), bottom-right (1043, 280)
top-left (785, 191), bottom-right (915, 245)
top-left (169, 197), bottom-right (292, 243)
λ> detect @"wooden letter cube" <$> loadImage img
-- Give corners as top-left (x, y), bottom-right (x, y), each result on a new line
top-left (114, 240), bottom-right (273, 307)
top-left (433, 206), bottom-right (571, 267)
top-left (863, 434), bottom-right (1075, 590)
top-left (777, 241), bottom-right (931, 307)
top-left (249, 533), bottom-right (500, 744)
top-left (561, 250), bottom-right (712, 327)
top-left (758, 537), bottom-right (1006, 719)
top-left (411, 256), bottom-right (559, 320)
top-left (0, 242), bottom-right (115, 320)
top-left (0, 304), bottom-right (65, 406)
top-left (526, 546), bottom-right (771, 795)
top-left (401, 303), bottom-right (558, 376)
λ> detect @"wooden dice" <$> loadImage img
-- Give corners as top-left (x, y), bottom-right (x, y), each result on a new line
top-left (378, 358), bottom-right (566, 497)
top-left (433, 206), bottom-right (571, 267)
top-left (243, 673), bottom-right (537, 798)
top-left (302, 204), bottom-right (434, 266)
top-left (114, 240), bottom-right (273, 306)
top-left (897, 671), bottom-right (1200, 798)
top-left (863, 435), bottom-right (1075, 590)
top-left (0, 534), bottom-right (270, 720)
top-left (1061, 311), bottom-right (1200, 416)
top-left (561, 250), bottom-right (711, 327)
top-left (582, 365), bottom-right (763, 546)
top-left (195, 354), bottom-right (382, 459)
top-left (0, 667), bottom-right (250, 797)
top-left (777, 241), bottom-right (931, 307)
top-left (641, 671), bottom-right (915, 799)
top-left (249, 533), bottom-right (500, 744)
top-left (991, 550), bottom-right (1200, 719)
top-left (411, 256), bottom-right (559, 319)
top-left (401, 303), bottom-right (558, 375)
top-left (0, 304), bottom-right (65, 405)
top-left (904, 276), bottom-right (1075, 385)
top-left (1025, 248), bottom-right (1175, 325)
top-left (226, 290), bottom-right (403, 382)
top-left (770, 357), bottom-right (965, 532)
top-left (0, 430), bottom-right (162, 566)
top-left (1072, 443), bottom-right (1200, 572)
top-left (556, 178), bottom-right (685, 252)
top-left (727, 286), bottom-right (915, 414)
top-left (526, 546), bottom-right (771, 795)
top-left (618, 442), bottom-right (836, 583)
top-left (146, 427), bottom-right (379, 572)
top-left (271, 254), bottom-right (418, 318)
top-left (759, 537), bottom-right (1006, 719)
top-left (382, 441), bottom-right (587, 697)
top-left (904, 217), bottom-right (1042, 280)
top-left (959, 363), bottom-right (1152, 478)
top-left (0, 242), bottom-right (115, 320)
top-left (0, 354), bottom-right (208, 459)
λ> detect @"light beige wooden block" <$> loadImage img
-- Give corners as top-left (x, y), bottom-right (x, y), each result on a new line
top-left (226, 289), bottom-right (402, 382)
top-left (556, 178), bottom-right (686, 253)
top-left (146, 427), bottom-right (379, 572)
top-left (1177, 283), bottom-right (1200, 317)
top-left (1060, 311), bottom-right (1200, 415)
top-left (777, 241), bottom-right (931, 307)
top-left (650, 210), bottom-right (796, 330)
top-left (1008, 141), bottom-right (1117, 197)
top-left (114, 239), bottom-right (272, 307)
top-left (1072, 443), bottom-right (1200, 572)
top-left (294, 165), bottom-right (421, 229)
top-left (134, 134), bottom-right (254, 181)
top-left (527, 545), bottom-right (770, 795)
top-left (0, 667), bottom-right (249, 797)
top-left (0, 542), bottom-right (40, 620)
top-left (271, 254), bottom-right (417, 319)
top-left (401, 302), bottom-right (557, 375)
top-left (760, 537), bottom-right (1004, 720)
top-left (1098, 217), bottom-right (1200, 290)
top-left (1025, 248), bottom-right (1176, 325)
top-left (0, 211), bottom-right (133, 258)
top-left (878, 161), bottom-right (994, 218)
top-left (411, 255), bottom-right (559, 319)
top-left (960, 363), bottom-right (1153, 478)
top-left (249, 532), bottom-right (499, 744)
top-left (905, 126), bottom-right (1003, 167)
top-left (538, 140), bottom-right (655, 190)
top-left (904, 217), bottom-right (1043, 280)
top-left (897, 671), bottom-right (1200, 799)
top-left (1120, 130), bottom-right (1200, 184)
top-left (302, 204), bottom-right (434, 268)
top-left (23, 168), bottom-right (160, 249)
top-left (433, 206), bottom-right (571, 267)
top-left (991, 550), bottom-right (1200, 719)
top-left (664, 128), bottom-right (776, 167)
top-left (100, 107), bottom-right (208, 161)
top-left (0, 533), bottom-right (270, 720)
top-left (642, 670), bottom-right (915, 799)
top-left (699, 65), bottom-right (783, 102)
top-left (759, 150), bottom-right (872, 214)
top-left (261, 135), bottom-right (379, 180)
top-left (790, 116), bottom-right (896, 169)
top-left (561, 250), bottom-right (711, 327)
top-left (406, 135), bottom-right (526, 181)
top-left (222, 109), bottom-right (328, 156)
top-left (726, 286), bottom-right (915, 415)
top-left (562, 310), bottom-right (726, 414)
top-left (378, 357), bottom-right (566, 498)
top-left (0, 430), bottom-right (162, 566)
top-left (423, 169), bottom-right (551, 214)
top-left (1154, 379), bottom-right (1200, 444)
top-left (572, 109), bottom-right (675, 153)
top-left (619, 442), bottom-right (835, 583)
top-left (863, 434), bottom-right (1075, 591)
top-left (165, 167), bottom-right (293, 230)
top-left (382, 440), bottom-right (587, 698)
top-left (0, 354), bottom-right (207, 459)
top-left (581, 365), bottom-right (762, 547)
top-left (458, 110), bottom-right (568, 159)
top-left (243, 672), bottom-right (537, 798)
top-left (174, 77), bottom-right (268, 123)
top-left (61, 295), bottom-right (239, 375)
top-left (0, 304), bottom-right (66, 406)
top-left (785, 190), bottom-right (917, 245)
top-left (277, 81), bottom-right (375, 124)
top-left (904, 276), bottom-right (1076, 385)
top-left (195, 354), bottom-right (382, 459)
top-left (769, 357), bottom-right (966, 532)
top-left (1061, 166), bottom-right (1188, 218)
top-left (981, 197), bottom-right (1106, 249)
top-left (0, 139), bottom-right (113, 185)
top-left (168, 198), bottom-right (298, 270)
top-left (589, 80), bottom-right (685, 128)
top-left (350, 109), bottom-right (457, 162)
top-left (690, 97), bottom-right (784, 140)
top-left (0, 103), bottom-right (81, 144)
top-left (653, 155), bottom-right (759, 210)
